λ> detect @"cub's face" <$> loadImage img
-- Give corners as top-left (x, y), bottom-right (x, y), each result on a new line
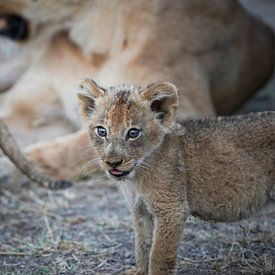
top-left (78, 79), bottom-right (178, 180)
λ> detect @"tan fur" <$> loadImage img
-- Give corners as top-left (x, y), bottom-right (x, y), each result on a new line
top-left (0, 0), bottom-right (274, 181)
top-left (78, 79), bottom-right (275, 275)
top-left (0, 119), bottom-right (71, 189)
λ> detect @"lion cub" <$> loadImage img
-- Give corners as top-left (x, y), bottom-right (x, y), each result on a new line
top-left (78, 79), bottom-right (275, 275)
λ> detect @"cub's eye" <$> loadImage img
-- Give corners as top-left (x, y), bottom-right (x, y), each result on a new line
top-left (96, 126), bottom-right (107, 138)
top-left (127, 128), bottom-right (141, 140)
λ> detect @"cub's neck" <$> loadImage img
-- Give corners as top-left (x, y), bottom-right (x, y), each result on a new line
top-left (133, 127), bottom-right (183, 183)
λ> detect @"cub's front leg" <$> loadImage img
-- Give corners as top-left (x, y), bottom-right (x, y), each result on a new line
top-left (149, 207), bottom-right (188, 275)
top-left (131, 199), bottom-right (154, 275)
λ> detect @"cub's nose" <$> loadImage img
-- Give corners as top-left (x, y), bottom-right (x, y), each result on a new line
top-left (0, 14), bottom-right (29, 41)
top-left (105, 159), bottom-right (123, 168)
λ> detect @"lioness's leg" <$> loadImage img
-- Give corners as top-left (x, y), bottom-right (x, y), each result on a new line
top-left (0, 130), bottom-right (97, 189)
top-left (25, 130), bottom-right (102, 180)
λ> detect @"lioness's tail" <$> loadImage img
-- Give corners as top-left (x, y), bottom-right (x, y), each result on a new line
top-left (0, 119), bottom-right (72, 189)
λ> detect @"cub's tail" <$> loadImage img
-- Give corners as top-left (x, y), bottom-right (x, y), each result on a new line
top-left (0, 119), bottom-right (72, 189)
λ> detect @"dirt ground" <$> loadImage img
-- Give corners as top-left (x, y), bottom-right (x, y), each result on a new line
top-left (0, 1), bottom-right (275, 274)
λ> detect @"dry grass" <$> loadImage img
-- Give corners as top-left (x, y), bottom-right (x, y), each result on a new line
top-left (0, 176), bottom-right (274, 274)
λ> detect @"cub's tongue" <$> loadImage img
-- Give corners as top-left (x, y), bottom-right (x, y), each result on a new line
top-left (110, 168), bottom-right (124, 176)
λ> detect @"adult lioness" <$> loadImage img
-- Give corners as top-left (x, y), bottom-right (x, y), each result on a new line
top-left (0, 0), bottom-right (274, 181)
top-left (78, 79), bottom-right (275, 275)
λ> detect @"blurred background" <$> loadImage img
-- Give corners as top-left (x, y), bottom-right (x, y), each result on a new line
top-left (238, 0), bottom-right (275, 113)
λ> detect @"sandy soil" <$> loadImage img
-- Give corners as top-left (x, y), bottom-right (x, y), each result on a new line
top-left (0, 1), bottom-right (275, 274)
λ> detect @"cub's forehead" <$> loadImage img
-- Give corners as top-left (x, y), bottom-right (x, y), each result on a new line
top-left (104, 84), bottom-right (141, 109)
top-left (95, 85), bottom-right (145, 128)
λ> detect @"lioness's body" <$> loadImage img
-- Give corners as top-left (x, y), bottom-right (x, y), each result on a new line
top-left (0, 0), bottom-right (274, 181)
top-left (78, 80), bottom-right (275, 275)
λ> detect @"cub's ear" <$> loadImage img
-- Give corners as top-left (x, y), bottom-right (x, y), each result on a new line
top-left (140, 82), bottom-right (178, 127)
top-left (77, 78), bottom-right (105, 120)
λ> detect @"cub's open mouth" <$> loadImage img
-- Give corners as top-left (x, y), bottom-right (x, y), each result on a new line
top-left (109, 168), bottom-right (130, 178)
